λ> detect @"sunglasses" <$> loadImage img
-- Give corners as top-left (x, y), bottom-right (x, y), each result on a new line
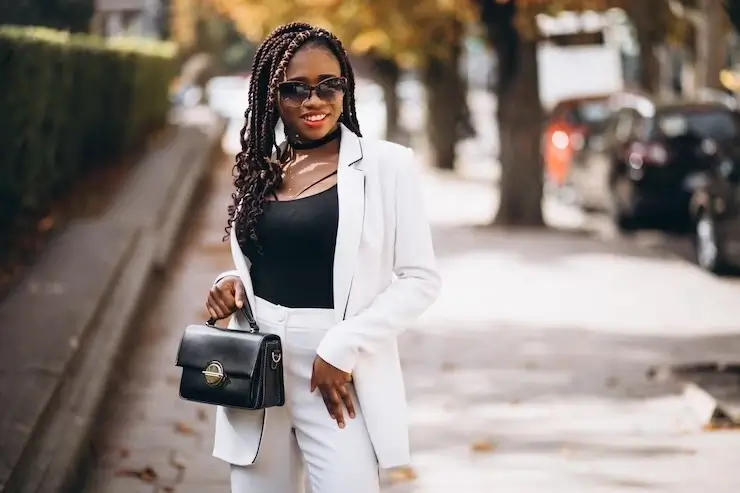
top-left (277, 76), bottom-right (347, 107)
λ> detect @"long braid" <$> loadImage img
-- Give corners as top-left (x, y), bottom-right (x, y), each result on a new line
top-left (224, 23), bottom-right (363, 251)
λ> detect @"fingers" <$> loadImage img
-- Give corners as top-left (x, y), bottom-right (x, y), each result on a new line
top-left (310, 368), bottom-right (318, 393)
top-left (325, 385), bottom-right (346, 428)
top-left (338, 383), bottom-right (356, 420)
top-left (311, 356), bottom-right (356, 428)
top-left (234, 280), bottom-right (247, 309)
top-left (206, 277), bottom-right (246, 321)
top-left (318, 383), bottom-right (356, 428)
top-left (207, 290), bottom-right (232, 320)
top-left (318, 385), bottom-right (336, 421)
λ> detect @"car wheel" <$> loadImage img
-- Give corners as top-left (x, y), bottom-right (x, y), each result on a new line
top-left (694, 209), bottom-right (727, 274)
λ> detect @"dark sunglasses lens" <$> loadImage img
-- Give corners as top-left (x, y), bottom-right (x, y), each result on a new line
top-left (279, 83), bottom-right (310, 106)
top-left (316, 78), bottom-right (346, 101)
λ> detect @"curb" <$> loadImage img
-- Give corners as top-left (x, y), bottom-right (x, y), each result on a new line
top-left (154, 113), bottom-right (224, 269)
top-left (0, 106), bottom-right (225, 493)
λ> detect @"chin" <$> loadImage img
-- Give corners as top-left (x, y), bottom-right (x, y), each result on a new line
top-left (295, 119), bottom-right (339, 141)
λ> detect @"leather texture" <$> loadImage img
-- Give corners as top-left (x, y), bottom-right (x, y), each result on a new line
top-left (176, 312), bottom-right (285, 410)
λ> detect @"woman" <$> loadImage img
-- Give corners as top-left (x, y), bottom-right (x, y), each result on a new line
top-left (205, 22), bottom-right (440, 493)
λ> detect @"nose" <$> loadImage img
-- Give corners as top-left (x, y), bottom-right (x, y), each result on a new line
top-left (303, 89), bottom-right (323, 108)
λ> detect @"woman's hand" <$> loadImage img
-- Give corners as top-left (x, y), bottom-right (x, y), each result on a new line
top-left (310, 355), bottom-right (355, 428)
top-left (206, 275), bottom-right (247, 322)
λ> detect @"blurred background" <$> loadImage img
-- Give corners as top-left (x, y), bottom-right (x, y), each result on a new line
top-left (4, 1), bottom-right (740, 492)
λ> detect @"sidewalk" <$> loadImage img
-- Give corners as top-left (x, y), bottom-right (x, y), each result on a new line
top-left (0, 106), bottom-right (224, 493)
top-left (81, 151), bottom-right (740, 492)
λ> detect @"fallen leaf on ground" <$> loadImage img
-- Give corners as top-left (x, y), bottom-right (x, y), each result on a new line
top-left (470, 439), bottom-right (496, 453)
top-left (174, 421), bottom-right (197, 435)
top-left (115, 466), bottom-right (158, 483)
top-left (387, 466), bottom-right (417, 483)
top-left (703, 421), bottom-right (740, 431)
top-left (197, 408), bottom-right (208, 421)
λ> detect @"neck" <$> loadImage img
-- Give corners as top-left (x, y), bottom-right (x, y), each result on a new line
top-left (289, 125), bottom-right (341, 150)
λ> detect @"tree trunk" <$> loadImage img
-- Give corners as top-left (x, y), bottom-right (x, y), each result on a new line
top-left (457, 70), bottom-right (476, 140)
top-left (494, 39), bottom-right (544, 227)
top-left (370, 56), bottom-right (402, 143)
top-left (421, 38), bottom-right (464, 170)
top-left (694, 0), bottom-right (727, 90)
top-left (629, 1), bottom-right (662, 94)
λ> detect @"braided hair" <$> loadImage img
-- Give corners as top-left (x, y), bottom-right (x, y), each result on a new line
top-left (225, 22), bottom-right (362, 249)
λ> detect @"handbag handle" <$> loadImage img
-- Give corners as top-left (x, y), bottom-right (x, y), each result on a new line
top-left (206, 297), bottom-right (259, 333)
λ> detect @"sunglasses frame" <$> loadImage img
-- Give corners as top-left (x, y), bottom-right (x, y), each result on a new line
top-left (277, 76), bottom-right (348, 107)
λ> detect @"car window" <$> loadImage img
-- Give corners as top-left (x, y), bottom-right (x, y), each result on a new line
top-left (573, 101), bottom-right (611, 125)
top-left (656, 109), bottom-right (740, 141)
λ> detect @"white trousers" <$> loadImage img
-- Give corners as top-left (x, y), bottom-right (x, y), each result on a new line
top-left (230, 298), bottom-right (380, 493)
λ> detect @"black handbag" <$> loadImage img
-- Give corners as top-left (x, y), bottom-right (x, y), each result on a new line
top-left (175, 298), bottom-right (285, 410)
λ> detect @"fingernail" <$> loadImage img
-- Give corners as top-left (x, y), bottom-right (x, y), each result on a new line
top-left (339, 422), bottom-right (345, 429)
top-left (350, 412), bottom-right (356, 419)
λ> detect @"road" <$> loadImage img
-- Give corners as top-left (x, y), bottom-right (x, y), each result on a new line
top-left (79, 90), bottom-right (740, 492)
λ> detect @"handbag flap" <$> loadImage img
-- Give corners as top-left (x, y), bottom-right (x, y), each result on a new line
top-left (176, 324), bottom-right (278, 379)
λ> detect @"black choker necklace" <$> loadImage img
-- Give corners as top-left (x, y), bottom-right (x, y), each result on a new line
top-left (289, 126), bottom-right (341, 150)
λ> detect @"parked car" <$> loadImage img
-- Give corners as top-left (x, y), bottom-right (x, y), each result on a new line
top-left (567, 113), bottom-right (619, 212)
top-left (570, 94), bottom-right (737, 231)
top-left (688, 135), bottom-right (740, 274)
top-left (542, 94), bottom-right (612, 189)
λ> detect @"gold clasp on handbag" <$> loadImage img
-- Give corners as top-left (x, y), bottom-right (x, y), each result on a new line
top-left (202, 361), bottom-right (226, 387)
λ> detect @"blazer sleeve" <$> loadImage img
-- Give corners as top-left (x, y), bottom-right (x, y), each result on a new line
top-left (213, 270), bottom-right (240, 286)
top-left (316, 147), bottom-right (441, 373)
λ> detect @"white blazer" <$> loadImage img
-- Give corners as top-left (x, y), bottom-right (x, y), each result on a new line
top-left (211, 124), bottom-right (441, 469)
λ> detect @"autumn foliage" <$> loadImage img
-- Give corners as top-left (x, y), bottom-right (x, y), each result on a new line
top-left (207, 0), bottom-right (477, 66)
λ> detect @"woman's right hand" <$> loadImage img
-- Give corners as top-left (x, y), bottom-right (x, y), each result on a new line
top-left (206, 275), bottom-right (247, 322)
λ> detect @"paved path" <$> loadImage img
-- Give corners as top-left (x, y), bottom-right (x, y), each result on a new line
top-left (81, 149), bottom-right (740, 492)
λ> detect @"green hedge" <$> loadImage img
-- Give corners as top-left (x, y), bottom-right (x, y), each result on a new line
top-left (0, 0), bottom-right (95, 34)
top-left (0, 26), bottom-right (178, 234)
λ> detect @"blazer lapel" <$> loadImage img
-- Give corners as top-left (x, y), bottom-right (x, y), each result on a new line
top-left (230, 225), bottom-right (256, 311)
top-left (333, 124), bottom-right (364, 321)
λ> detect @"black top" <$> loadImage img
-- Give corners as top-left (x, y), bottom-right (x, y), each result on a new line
top-left (239, 185), bottom-right (339, 309)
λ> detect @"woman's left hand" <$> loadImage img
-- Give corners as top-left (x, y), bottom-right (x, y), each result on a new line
top-left (310, 355), bottom-right (355, 429)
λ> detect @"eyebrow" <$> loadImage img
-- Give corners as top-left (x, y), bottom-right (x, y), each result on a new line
top-left (285, 74), bottom-right (340, 83)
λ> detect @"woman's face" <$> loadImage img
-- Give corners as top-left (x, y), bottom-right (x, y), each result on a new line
top-left (277, 44), bottom-right (346, 142)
